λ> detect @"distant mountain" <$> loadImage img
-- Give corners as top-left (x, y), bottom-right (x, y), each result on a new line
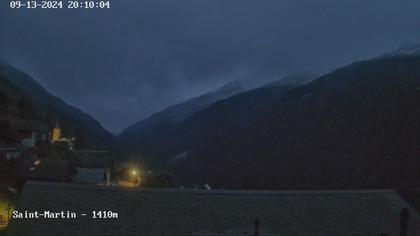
top-left (263, 73), bottom-right (317, 87)
top-left (0, 60), bottom-right (114, 149)
top-left (119, 54), bottom-right (420, 204)
top-left (381, 42), bottom-right (420, 57)
top-left (118, 80), bottom-right (246, 145)
top-left (167, 55), bottom-right (420, 193)
top-left (119, 74), bottom-right (316, 147)
top-left (117, 73), bottom-right (315, 165)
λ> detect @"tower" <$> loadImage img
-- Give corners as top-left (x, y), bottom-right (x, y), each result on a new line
top-left (51, 120), bottom-right (61, 143)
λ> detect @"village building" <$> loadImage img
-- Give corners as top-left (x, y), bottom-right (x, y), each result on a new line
top-left (12, 119), bottom-right (49, 148)
top-left (51, 121), bottom-right (61, 144)
top-left (22, 159), bottom-right (77, 183)
top-left (0, 118), bottom-right (49, 149)
top-left (0, 146), bottom-right (21, 161)
top-left (73, 150), bottom-right (112, 185)
top-left (50, 121), bottom-right (75, 150)
top-left (74, 168), bottom-right (104, 185)
top-left (6, 182), bottom-right (420, 236)
top-left (142, 169), bottom-right (174, 188)
top-left (74, 150), bottom-right (112, 168)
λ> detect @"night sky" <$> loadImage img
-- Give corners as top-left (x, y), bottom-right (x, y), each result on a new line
top-left (1, 0), bottom-right (420, 134)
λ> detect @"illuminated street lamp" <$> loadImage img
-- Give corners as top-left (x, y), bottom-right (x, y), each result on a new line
top-left (129, 168), bottom-right (141, 185)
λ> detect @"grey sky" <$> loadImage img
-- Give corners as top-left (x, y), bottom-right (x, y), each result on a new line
top-left (1, 0), bottom-right (420, 134)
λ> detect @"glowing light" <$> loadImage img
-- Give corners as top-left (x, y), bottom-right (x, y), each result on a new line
top-left (0, 201), bottom-right (14, 228)
top-left (34, 160), bottom-right (41, 165)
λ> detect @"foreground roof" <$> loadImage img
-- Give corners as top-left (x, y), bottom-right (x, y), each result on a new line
top-left (7, 182), bottom-right (420, 236)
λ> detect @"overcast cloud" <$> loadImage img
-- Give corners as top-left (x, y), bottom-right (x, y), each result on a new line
top-left (1, 0), bottom-right (420, 134)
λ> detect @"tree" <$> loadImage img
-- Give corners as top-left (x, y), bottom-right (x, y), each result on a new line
top-left (0, 91), bottom-right (9, 116)
top-left (0, 120), bottom-right (16, 144)
top-left (0, 91), bottom-right (9, 106)
top-left (18, 95), bottom-right (34, 119)
top-left (73, 129), bottom-right (87, 149)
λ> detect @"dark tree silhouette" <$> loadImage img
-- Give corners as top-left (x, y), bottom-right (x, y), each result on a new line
top-left (0, 91), bottom-right (9, 115)
top-left (73, 128), bottom-right (87, 149)
top-left (18, 95), bottom-right (34, 118)
top-left (0, 120), bottom-right (16, 143)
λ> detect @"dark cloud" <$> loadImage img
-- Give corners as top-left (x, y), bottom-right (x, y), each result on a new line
top-left (1, 0), bottom-right (420, 134)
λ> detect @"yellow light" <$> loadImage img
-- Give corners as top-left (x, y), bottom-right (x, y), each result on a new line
top-left (0, 201), bottom-right (14, 229)
top-left (52, 127), bottom-right (61, 143)
top-left (131, 170), bottom-right (136, 176)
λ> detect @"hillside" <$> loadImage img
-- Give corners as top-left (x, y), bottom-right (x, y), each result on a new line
top-left (116, 54), bottom-right (420, 200)
top-left (118, 80), bottom-right (246, 145)
top-left (117, 80), bottom-right (312, 165)
top-left (0, 60), bottom-right (114, 149)
top-left (167, 55), bottom-right (420, 193)
top-left (382, 42), bottom-right (420, 57)
top-left (118, 74), bottom-right (315, 156)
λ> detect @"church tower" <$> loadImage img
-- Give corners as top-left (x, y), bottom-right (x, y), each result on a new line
top-left (51, 120), bottom-right (61, 143)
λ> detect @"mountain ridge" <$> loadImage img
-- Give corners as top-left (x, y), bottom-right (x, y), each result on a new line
top-left (0, 59), bottom-right (115, 148)
top-left (168, 55), bottom-right (420, 190)
top-left (113, 54), bottom-right (420, 199)
top-left (118, 79), bottom-right (246, 144)
top-left (118, 74), bottom-right (316, 146)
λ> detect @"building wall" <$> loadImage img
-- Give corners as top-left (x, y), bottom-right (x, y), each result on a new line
top-left (52, 128), bottom-right (61, 143)
top-left (22, 132), bottom-right (36, 148)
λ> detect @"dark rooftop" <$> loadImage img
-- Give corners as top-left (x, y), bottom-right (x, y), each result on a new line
top-left (23, 160), bottom-right (74, 182)
top-left (0, 118), bottom-right (49, 133)
top-left (7, 182), bottom-right (420, 236)
top-left (74, 168), bottom-right (104, 184)
top-left (74, 150), bottom-right (112, 169)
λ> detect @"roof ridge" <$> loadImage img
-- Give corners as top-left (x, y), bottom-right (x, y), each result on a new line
top-left (25, 181), bottom-right (396, 195)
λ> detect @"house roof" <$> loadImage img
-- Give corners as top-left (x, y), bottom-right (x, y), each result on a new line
top-left (7, 182), bottom-right (420, 236)
top-left (74, 150), bottom-right (112, 168)
top-left (75, 168), bottom-right (104, 184)
top-left (9, 119), bottom-right (49, 133)
top-left (23, 160), bottom-right (73, 181)
top-left (115, 161), bottom-right (142, 172)
top-left (0, 147), bottom-right (21, 151)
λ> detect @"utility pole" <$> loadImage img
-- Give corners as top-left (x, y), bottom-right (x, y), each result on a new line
top-left (254, 218), bottom-right (260, 236)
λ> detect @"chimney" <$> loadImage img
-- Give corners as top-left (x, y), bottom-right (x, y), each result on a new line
top-left (400, 207), bottom-right (410, 236)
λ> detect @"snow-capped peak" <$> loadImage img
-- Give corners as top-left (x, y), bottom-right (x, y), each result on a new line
top-left (382, 42), bottom-right (420, 57)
